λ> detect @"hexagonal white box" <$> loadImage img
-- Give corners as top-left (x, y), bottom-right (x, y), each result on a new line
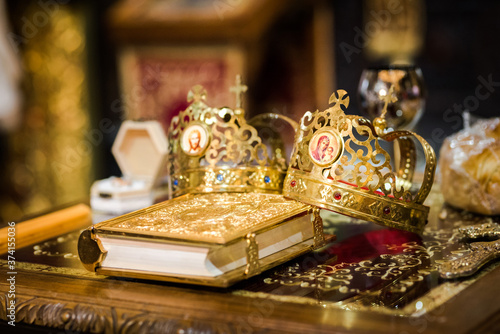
top-left (90, 120), bottom-right (169, 216)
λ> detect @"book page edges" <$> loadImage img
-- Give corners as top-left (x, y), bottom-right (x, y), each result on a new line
top-left (96, 238), bottom-right (315, 287)
top-left (94, 213), bottom-right (314, 278)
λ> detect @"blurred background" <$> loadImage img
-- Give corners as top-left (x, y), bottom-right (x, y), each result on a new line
top-left (1, 0), bottom-right (499, 222)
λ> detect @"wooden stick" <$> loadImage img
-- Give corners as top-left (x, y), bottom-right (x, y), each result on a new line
top-left (0, 203), bottom-right (92, 254)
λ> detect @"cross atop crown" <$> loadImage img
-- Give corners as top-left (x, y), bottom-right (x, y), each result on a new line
top-left (187, 85), bottom-right (208, 104)
top-left (230, 75), bottom-right (248, 109)
top-left (168, 79), bottom-right (292, 198)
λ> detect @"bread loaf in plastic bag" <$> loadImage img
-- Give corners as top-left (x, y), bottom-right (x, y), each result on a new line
top-left (439, 117), bottom-right (500, 215)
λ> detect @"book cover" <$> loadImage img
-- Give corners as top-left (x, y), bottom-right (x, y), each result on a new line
top-left (78, 192), bottom-right (319, 287)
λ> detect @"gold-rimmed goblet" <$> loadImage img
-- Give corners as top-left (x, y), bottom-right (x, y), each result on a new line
top-left (358, 65), bottom-right (426, 130)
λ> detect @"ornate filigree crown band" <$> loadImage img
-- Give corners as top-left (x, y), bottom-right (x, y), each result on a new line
top-left (168, 76), bottom-right (295, 198)
top-left (283, 89), bottom-right (436, 234)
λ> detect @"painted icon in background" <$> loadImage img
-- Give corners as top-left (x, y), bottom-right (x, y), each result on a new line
top-left (308, 130), bottom-right (343, 167)
top-left (181, 124), bottom-right (210, 156)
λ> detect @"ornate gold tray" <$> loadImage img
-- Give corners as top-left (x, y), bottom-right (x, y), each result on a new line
top-left (1, 188), bottom-right (500, 333)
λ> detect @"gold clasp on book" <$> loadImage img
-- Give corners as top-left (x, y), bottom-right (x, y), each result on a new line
top-left (244, 233), bottom-right (261, 276)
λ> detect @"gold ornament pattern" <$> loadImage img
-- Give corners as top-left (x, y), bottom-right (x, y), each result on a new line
top-left (312, 208), bottom-right (326, 249)
top-left (245, 233), bottom-right (260, 276)
top-left (438, 221), bottom-right (500, 278)
top-left (261, 241), bottom-right (432, 295)
top-left (98, 193), bottom-right (310, 243)
top-left (457, 221), bottom-right (500, 240)
top-left (0, 292), bottom-right (227, 334)
top-left (284, 89), bottom-right (436, 234)
top-left (168, 79), bottom-right (292, 197)
top-left (4, 200), bottom-right (500, 321)
top-left (233, 205), bottom-right (500, 315)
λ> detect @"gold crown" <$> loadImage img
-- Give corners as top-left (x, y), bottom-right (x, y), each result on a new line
top-left (168, 76), bottom-right (295, 198)
top-left (283, 89), bottom-right (436, 234)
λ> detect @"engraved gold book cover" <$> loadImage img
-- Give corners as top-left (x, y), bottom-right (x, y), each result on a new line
top-left (78, 193), bottom-right (319, 287)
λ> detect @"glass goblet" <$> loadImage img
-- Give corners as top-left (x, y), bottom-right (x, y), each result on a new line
top-left (358, 65), bottom-right (426, 130)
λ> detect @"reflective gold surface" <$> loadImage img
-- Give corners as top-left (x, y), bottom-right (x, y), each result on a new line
top-left (284, 89), bottom-right (436, 233)
top-left (439, 222), bottom-right (500, 279)
top-left (236, 199), bottom-right (500, 316)
top-left (168, 79), bottom-right (294, 197)
top-left (3, 187), bottom-right (500, 332)
top-left (244, 233), bottom-right (260, 276)
top-left (97, 193), bottom-right (310, 244)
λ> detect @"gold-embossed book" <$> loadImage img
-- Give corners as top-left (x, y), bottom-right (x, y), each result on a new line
top-left (78, 193), bottom-right (322, 287)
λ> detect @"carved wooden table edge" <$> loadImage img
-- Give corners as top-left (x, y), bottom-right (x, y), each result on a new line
top-left (1, 259), bottom-right (500, 333)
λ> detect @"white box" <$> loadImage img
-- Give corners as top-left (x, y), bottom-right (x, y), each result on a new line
top-left (90, 120), bottom-right (169, 216)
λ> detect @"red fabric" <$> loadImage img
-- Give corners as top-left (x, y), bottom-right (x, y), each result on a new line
top-left (327, 228), bottom-right (422, 264)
